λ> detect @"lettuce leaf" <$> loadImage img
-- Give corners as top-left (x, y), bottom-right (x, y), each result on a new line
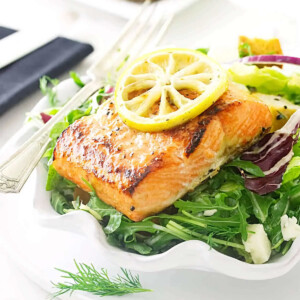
top-left (283, 157), bottom-right (300, 184)
top-left (229, 63), bottom-right (300, 102)
top-left (225, 159), bottom-right (265, 177)
top-left (51, 190), bottom-right (72, 214)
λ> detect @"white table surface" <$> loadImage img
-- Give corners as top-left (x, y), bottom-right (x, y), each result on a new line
top-left (1, 0), bottom-right (300, 298)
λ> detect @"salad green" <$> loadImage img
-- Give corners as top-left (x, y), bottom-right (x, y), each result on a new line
top-left (229, 63), bottom-right (300, 104)
top-left (238, 42), bottom-right (253, 58)
top-left (41, 65), bottom-right (300, 264)
top-left (52, 260), bottom-right (151, 298)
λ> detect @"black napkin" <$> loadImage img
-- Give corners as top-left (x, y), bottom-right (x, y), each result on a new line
top-left (0, 26), bottom-right (94, 115)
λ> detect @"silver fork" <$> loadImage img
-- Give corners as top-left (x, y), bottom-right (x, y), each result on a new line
top-left (0, 0), bottom-right (173, 193)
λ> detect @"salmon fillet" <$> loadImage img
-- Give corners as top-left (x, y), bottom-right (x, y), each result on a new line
top-left (53, 84), bottom-right (272, 221)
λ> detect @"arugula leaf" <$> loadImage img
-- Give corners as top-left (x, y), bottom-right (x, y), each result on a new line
top-left (43, 147), bottom-right (54, 160)
top-left (264, 194), bottom-right (289, 247)
top-left (46, 165), bottom-right (76, 191)
top-left (236, 247), bottom-right (253, 263)
top-left (50, 121), bottom-right (69, 139)
top-left (145, 231), bottom-right (178, 252)
top-left (115, 220), bottom-right (157, 242)
top-left (267, 195), bottom-right (289, 226)
top-left (287, 184), bottom-right (300, 207)
top-left (74, 179), bottom-right (123, 234)
top-left (70, 71), bottom-right (85, 88)
top-left (51, 190), bottom-right (72, 214)
top-left (244, 190), bottom-right (274, 223)
top-left (87, 195), bottom-right (122, 234)
top-left (165, 220), bottom-right (244, 250)
top-left (66, 106), bottom-right (92, 124)
top-left (43, 121), bottom-right (69, 164)
top-left (174, 198), bottom-right (238, 212)
top-left (125, 242), bottom-right (153, 255)
top-left (283, 157), bottom-right (300, 184)
top-left (237, 203), bottom-right (249, 241)
top-left (219, 181), bottom-right (243, 192)
top-left (226, 159), bottom-right (265, 177)
top-left (46, 165), bottom-right (61, 191)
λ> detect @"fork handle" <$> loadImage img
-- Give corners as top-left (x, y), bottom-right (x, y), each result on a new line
top-left (0, 80), bottom-right (100, 193)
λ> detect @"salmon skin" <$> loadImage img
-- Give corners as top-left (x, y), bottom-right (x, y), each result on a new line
top-left (53, 84), bottom-right (272, 221)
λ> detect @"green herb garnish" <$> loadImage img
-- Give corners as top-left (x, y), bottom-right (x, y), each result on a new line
top-left (51, 261), bottom-right (151, 298)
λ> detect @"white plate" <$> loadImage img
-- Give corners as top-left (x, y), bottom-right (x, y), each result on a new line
top-left (0, 76), bottom-right (298, 283)
top-left (68, 0), bottom-right (198, 19)
top-left (1, 4), bottom-right (300, 299)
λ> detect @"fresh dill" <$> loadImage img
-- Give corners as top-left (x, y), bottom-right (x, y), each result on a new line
top-left (51, 261), bottom-right (151, 298)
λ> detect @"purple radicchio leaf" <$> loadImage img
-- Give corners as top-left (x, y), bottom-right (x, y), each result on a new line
top-left (240, 109), bottom-right (300, 195)
top-left (40, 112), bottom-right (52, 123)
top-left (106, 86), bottom-right (115, 94)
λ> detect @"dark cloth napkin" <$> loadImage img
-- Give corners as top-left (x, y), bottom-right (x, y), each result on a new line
top-left (0, 26), bottom-right (94, 115)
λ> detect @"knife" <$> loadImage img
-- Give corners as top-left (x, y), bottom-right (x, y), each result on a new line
top-left (0, 30), bottom-right (56, 69)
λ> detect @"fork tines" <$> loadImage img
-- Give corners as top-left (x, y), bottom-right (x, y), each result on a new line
top-left (88, 0), bottom-right (173, 78)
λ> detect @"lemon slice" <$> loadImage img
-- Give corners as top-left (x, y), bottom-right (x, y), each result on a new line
top-left (114, 48), bottom-right (228, 132)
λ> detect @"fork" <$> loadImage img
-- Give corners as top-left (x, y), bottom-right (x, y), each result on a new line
top-left (0, 0), bottom-right (173, 193)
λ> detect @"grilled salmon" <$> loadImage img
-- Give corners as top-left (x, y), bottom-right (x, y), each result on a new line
top-left (53, 84), bottom-right (272, 221)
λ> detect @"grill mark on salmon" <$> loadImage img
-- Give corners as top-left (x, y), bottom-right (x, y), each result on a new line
top-left (125, 155), bottom-right (164, 195)
top-left (53, 83), bottom-right (272, 221)
top-left (185, 127), bottom-right (207, 156)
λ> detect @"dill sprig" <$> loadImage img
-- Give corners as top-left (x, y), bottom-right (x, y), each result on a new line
top-left (51, 261), bottom-right (151, 298)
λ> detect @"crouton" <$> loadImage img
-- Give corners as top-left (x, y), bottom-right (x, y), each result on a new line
top-left (239, 36), bottom-right (283, 58)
